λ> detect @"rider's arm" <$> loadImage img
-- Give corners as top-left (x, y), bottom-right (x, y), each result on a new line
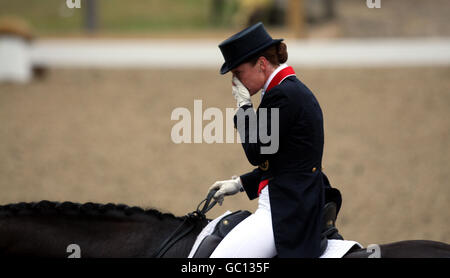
top-left (239, 168), bottom-right (263, 200)
top-left (233, 88), bottom-right (294, 166)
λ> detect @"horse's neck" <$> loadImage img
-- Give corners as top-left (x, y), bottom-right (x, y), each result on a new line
top-left (0, 213), bottom-right (189, 257)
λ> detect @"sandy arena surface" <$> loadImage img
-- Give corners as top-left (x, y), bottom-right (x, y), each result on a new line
top-left (0, 67), bottom-right (449, 247)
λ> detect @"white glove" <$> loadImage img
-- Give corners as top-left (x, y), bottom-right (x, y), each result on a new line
top-left (208, 176), bottom-right (243, 205)
top-left (232, 76), bottom-right (252, 107)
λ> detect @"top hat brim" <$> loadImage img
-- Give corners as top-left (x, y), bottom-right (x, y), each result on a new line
top-left (220, 38), bottom-right (283, 75)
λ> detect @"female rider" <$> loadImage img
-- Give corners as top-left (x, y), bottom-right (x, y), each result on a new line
top-left (209, 22), bottom-right (333, 258)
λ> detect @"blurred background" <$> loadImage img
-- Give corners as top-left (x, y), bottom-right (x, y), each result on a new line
top-left (0, 0), bottom-right (449, 247)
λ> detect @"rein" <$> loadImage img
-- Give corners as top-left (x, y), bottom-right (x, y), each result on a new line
top-left (152, 189), bottom-right (218, 258)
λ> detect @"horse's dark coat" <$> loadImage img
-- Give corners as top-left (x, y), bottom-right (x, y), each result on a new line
top-left (0, 200), bottom-right (206, 258)
top-left (0, 200), bottom-right (448, 258)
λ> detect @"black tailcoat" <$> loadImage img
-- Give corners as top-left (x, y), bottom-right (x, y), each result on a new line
top-left (235, 75), bottom-right (328, 258)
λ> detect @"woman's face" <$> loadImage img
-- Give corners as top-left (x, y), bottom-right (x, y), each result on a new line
top-left (231, 60), bottom-right (267, 96)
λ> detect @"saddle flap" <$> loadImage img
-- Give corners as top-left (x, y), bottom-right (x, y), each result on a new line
top-left (214, 210), bottom-right (252, 238)
top-left (192, 210), bottom-right (251, 258)
top-left (191, 234), bottom-right (223, 258)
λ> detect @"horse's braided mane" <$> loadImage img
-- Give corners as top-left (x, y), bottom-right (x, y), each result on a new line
top-left (0, 200), bottom-right (183, 220)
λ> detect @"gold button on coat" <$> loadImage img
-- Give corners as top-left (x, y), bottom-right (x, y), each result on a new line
top-left (312, 167), bottom-right (317, 172)
top-left (259, 160), bottom-right (269, 171)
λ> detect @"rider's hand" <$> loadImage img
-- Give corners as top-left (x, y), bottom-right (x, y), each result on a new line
top-left (208, 176), bottom-right (243, 205)
top-left (232, 76), bottom-right (251, 108)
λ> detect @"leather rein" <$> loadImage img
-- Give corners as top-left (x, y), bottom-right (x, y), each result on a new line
top-left (152, 189), bottom-right (218, 258)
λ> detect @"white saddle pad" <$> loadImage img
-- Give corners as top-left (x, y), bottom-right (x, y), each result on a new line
top-left (320, 239), bottom-right (363, 258)
top-left (188, 210), bottom-right (362, 258)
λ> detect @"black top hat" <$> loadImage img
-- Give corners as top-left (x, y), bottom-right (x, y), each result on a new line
top-left (218, 22), bottom-right (283, 75)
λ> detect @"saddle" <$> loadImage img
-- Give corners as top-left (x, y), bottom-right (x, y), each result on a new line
top-left (191, 201), bottom-right (343, 257)
top-left (154, 187), bottom-right (344, 258)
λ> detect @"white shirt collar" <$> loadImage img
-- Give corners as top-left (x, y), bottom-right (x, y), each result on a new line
top-left (261, 63), bottom-right (288, 98)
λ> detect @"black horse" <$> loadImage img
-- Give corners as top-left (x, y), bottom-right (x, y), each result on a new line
top-left (0, 200), bottom-right (448, 258)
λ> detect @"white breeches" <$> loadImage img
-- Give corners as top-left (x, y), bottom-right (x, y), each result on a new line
top-left (209, 187), bottom-right (277, 258)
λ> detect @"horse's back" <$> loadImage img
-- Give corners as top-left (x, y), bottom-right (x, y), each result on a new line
top-left (344, 240), bottom-right (450, 258)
